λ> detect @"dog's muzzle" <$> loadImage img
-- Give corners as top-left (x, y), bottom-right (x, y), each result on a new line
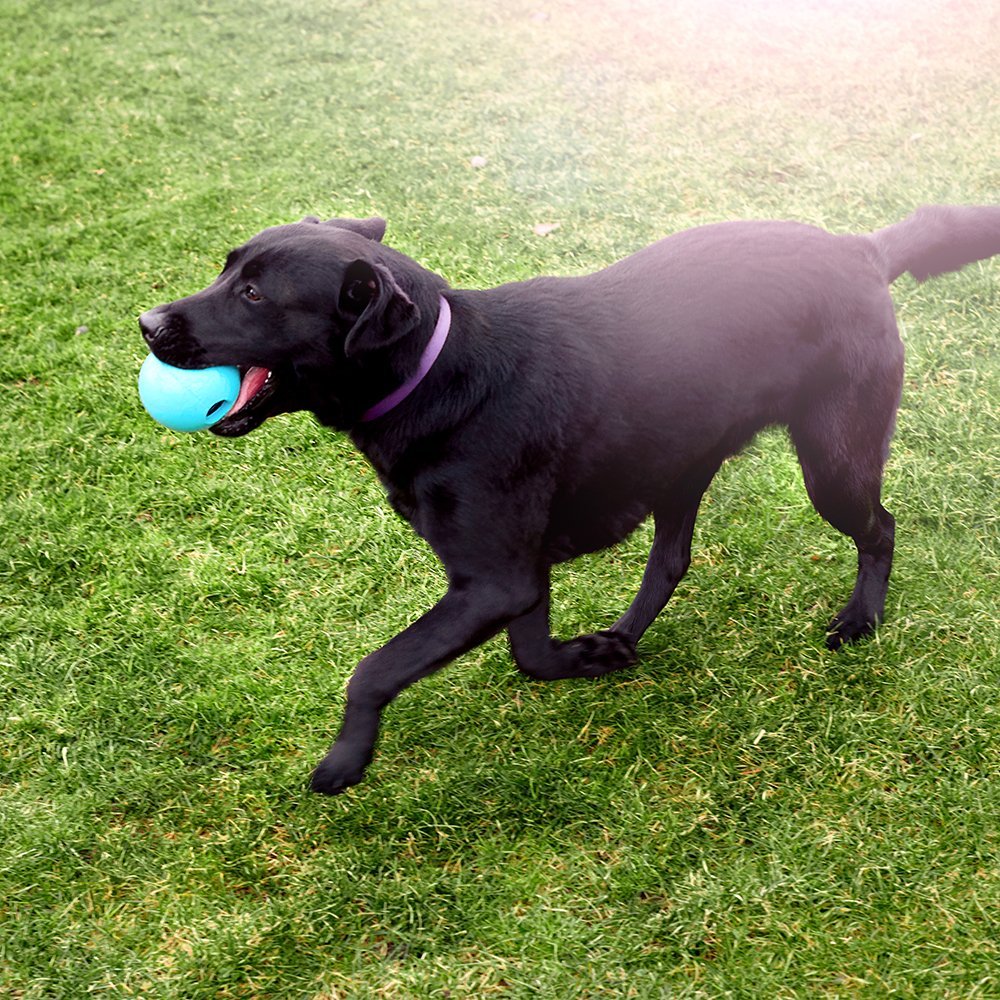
top-left (138, 307), bottom-right (206, 367)
top-left (139, 306), bottom-right (168, 347)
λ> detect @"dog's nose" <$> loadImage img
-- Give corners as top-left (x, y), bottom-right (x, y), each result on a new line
top-left (139, 306), bottom-right (168, 346)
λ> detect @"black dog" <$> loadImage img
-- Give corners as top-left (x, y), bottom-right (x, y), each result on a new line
top-left (140, 205), bottom-right (1000, 794)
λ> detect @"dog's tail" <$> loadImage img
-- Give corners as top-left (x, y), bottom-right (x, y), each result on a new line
top-left (868, 204), bottom-right (1000, 284)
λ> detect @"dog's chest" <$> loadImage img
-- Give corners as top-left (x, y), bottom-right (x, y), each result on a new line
top-left (383, 481), bottom-right (420, 528)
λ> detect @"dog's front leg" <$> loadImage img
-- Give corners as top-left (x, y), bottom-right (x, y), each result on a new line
top-left (507, 568), bottom-right (638, 680)
top-left (311, 579), bottom-right (539, 795)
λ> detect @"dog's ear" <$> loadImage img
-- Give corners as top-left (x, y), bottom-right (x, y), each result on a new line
top-left (301, 216), bottom-right (386, 242)
top-left (341, 259), bottom-right (419, 358)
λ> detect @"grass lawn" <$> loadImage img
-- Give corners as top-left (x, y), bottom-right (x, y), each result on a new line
top-left (1, 0), bottom-right (998, 995)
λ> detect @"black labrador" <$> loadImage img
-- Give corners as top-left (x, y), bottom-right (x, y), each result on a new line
top-left (139, 205), bottom-right (1000, 794)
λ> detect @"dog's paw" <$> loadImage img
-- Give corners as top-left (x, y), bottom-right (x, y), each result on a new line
top-left (557, 630), bottom-right (638, 677)
top-left (310, 744), bottom-right (369, 795)
top-left (514, 629), bottom-right (638, 681)
top-left (825, 606), bottom-right (878, 650)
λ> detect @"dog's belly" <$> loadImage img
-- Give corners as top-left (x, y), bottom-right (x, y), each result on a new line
top-left (544, 486), bottom-right (651, 562)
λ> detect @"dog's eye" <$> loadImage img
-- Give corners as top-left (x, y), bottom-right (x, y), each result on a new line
top-left (243, 284), bottom-right (262, 302)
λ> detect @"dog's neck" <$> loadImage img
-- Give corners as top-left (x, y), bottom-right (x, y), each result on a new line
top-left (360, 295), bottom-right (451, 422)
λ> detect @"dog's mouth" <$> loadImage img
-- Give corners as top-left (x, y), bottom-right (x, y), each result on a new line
top-left (211, 365), bottom-right (279, 437)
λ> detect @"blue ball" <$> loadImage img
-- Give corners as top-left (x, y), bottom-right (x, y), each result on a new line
top-left (138, 355), bottom-right (242, 433)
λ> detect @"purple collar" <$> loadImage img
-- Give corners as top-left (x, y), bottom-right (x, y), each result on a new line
top-left (360, 295), bottom-right (451, 422)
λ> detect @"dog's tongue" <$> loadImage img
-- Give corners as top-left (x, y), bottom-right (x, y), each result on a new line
top-left (228, 366), bottom-right (270, 416)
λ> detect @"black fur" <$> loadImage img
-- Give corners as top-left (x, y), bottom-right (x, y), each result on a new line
top-left (139, 206), bottom-right (1000, 794)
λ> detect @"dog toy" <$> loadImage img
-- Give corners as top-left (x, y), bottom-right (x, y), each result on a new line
top-left (138, 354), bottom-right (241, 432)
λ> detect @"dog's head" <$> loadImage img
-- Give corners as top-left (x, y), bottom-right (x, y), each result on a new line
top-left (139, 216), bottom-right (439, 435)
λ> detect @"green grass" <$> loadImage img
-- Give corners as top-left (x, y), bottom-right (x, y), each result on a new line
top-left (1, 0), bottom-right (998, 996)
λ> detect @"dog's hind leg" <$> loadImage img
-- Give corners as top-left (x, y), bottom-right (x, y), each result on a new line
top-left (609, 473), bottom-right (726, 648)
top-left (790, 348), bottom-right (903, 649)
top-left (508, 468), bottom-right (719, 678)
top-left (609, 457), bottom-right (725, 646)
top-left (609, 503), bottom-right (702, 645)
top-left (507, 568), bottom-right (638, 680)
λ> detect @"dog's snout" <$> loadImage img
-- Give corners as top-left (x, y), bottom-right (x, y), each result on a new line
top-left (137, 303), bottom-right (206, 368)
top-left (139, 306), bottom-right (169, 346)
